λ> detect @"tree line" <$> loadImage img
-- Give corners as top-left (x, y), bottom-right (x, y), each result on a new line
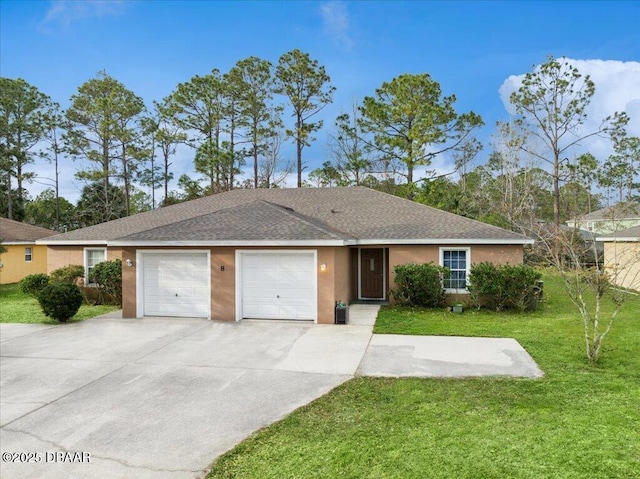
top-left (1, 53), bottom-right (638, 235)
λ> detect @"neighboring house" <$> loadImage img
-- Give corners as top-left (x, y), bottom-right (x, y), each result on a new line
top-left (39, 187), bottom-right (532, 323)
top-left (597, 225), bottom-right (640, 292)
top-left (0, 218), bottom-right (56, 285)
top-left (566, 202), bottom-right (640, 235)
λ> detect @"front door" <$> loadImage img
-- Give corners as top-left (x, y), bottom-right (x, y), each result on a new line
top-left (360, 248), bottom-right (384, 299)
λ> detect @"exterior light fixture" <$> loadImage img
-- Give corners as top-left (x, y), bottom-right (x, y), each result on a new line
top-left (126, 259), bottom-right (133, 267)
top-left (320, 263), bottom-right (327, 271)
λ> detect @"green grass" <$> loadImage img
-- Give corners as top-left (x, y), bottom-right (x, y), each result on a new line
top-left (0, 283), bottom-right (119, 324)
top-left (207, 274), bottom-right (640, 479)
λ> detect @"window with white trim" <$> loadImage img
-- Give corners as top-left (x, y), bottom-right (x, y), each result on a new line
top-left (25, 247), bottom-right (33, 262)
top-left (85, 248), bottom-right (106, 285)
top-left (440, 248), bottom-right (470, 291)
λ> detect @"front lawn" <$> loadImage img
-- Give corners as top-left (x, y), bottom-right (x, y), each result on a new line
top-left (0, 283), bottom-right (118, 324)
top-left (207, 274), bottom-right (640, 479)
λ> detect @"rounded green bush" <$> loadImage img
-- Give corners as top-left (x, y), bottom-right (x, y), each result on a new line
top-left (19, 273), bottom-right (49, 297)
top-left (37, 283), bottom-right (83, 322)
top-left (390, 263), bottom-right (447, 307)
top-left (49, 264), bottom-right (85, 284)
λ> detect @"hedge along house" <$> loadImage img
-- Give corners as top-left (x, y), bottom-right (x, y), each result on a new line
top-left (0, 217), bottom-right (56, 285)
top-left (38, 187), bottom-right (533, 323)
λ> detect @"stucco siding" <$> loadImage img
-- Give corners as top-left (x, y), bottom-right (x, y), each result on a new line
top-left (211, 247), bottom-right (236, 322)
top-left (387, 244), bottom-right (524, 301)
top-left (106, 243), bottom-right (523, 322)
top-left (603, 242), bottom-right (640, 291)
top-left (0, 244), bottom-right (49, 284)
top-left (123, 246), bottom-right (351, 324)
top-left (47, 246), bottom-right (122, 274)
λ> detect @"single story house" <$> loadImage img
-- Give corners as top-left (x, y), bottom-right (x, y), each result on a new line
top-left (597, 225), bottom-right (640, 292)
top-left (0, 217), bottom-right (56, 285)
top-left (39, 187), bottom-right (532, 323)
top-left (566, 202), bottom-right (640, 235)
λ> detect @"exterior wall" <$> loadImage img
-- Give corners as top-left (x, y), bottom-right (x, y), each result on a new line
top-left (211, 247), bottom-right (236, 322)
top-left (603, 241), bottom-right (640, 292)
top-left (124, 246), bottom-right (353, 325)
top-left (47, 245), bottom-right (122, 274)
top-left (0, 244), bottom-right (48, 284)
top-left (121, 247), bottom-right (137, 318)
top-left (121, 243), bottom-right (525, 322)
top-left (387, 244), bottom-right (524, 302)
top-left (318, 246), bottom-right (352, 323)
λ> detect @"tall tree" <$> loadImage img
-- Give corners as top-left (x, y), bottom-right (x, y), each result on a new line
top-left (0, 77), bottom-right (53, 219)
top-left (38, 104), bottom-right (67, 230)
top-left (24, 188), bottom-right (75, 231)
top-left (115, 110), bottom-right (146, 216)
top-left (75, 181), bottom-right (126, 227)
top-left (328, 104), bottom-right (374, 186)
top-left (165, 70), bottom-right (227, 193)
top-left (275, 49), bottom-right (335, 187)
top-left (308, 161), bottom-right (343, 187)
top-left (508, 55), bottom-right (628, 232)
top-left (229, 56), bottom-right (281, 188)
top-left (358, 73), bottom-right (483, 199)
top-left (258, 129), bottom-right (292, 188)
top-left (65, 71), bottom-right (145, 221)
top-left (564, 152), bottom-right (600, 214)
top-left (221, 72), bottom-right (245, 189)
top-left (599, 135), bottom-right (640, 203)
top-left (143, 101), bottom-right (185, 205)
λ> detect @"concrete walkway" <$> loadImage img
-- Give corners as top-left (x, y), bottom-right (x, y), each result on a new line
top-left (343, 304), bottom-right (542, 379)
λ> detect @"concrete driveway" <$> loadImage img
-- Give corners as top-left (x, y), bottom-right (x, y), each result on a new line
top-left (0, 315), bottom-right (372, 479)
top-left (1, 307), bottom-right (542, 479)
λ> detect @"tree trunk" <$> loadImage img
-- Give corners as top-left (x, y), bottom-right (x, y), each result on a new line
top-left (150, 136), bottom-right (156, 208)
top-left (553, 150), bottom-right (560, 234)
top-left (122, 143), bottom-right (130, 216)
top-left (103, 138), bottom-right (110, 221)
top-left (253, 123), bottom-right (259, 189)
top-left (297, 112), bottom-right (303, 188)
top-left (163, 150), bottom-right (170, 202)
top-left (6, 170), bottom-right (12, 220)
top-left (53, 130), bottom-right (60, 231)
top-left (229, 111), bottom-right (235, 190)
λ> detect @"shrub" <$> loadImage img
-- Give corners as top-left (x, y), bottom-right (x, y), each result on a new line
top-left (37, 283), bottom-right (83, 322)
top-left (468, 262), bottom-right (542, 312)
top-left (19, 273), bottom-right (49, 297)
top-left (50, 264), bottom-right (85, 285)
top-left (390, 263), bottom-right (447, 307)
top-left (91, 259), bottom-right (122, 306)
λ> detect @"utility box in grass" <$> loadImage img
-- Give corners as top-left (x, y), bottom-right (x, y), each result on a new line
top-left (335, 301), bottom-right (348, 324)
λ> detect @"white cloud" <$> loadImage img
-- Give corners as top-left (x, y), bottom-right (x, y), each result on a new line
top-left (40, 0), bottom-right (126, 29)
top-left (499, 58), bottom-right (640, 160)
top-left (319, 1), bottom-right (354, 50)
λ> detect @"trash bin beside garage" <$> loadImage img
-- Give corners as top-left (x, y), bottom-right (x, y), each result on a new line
top-left (335, 301), bottom-right (348, 324)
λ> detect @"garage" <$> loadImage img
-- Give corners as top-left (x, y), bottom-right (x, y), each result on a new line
top-left (238, 251), bottom-right (317, 321)
top-left (139, 251), bottom-right (210, 318)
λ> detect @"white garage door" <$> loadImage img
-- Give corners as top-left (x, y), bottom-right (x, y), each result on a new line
top-left (142, 253), bottom-right (210, 318)
top-left (240, 252), bottom-right (316, 320)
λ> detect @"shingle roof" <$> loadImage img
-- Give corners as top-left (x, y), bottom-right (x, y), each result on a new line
top-left (0, 217), bottom-right (56, 242)
top-left (576, 202), bottom-right (640, 221)
top-left (597, 224), bottom-right (640, 241)
top-left (40, 187), bottom-right (530, 245)
top-left (119, 201), bottom-right (355, 242)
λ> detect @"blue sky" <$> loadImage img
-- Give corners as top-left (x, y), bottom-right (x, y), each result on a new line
top-left (1, 0), bottom-right (639, 202)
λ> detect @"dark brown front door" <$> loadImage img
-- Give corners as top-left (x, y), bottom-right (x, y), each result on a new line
top-left (360, 248), bottom-right (384, 299)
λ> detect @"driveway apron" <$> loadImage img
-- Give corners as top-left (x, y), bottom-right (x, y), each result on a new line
top-left (0, 315), bottom-right (371, 479)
